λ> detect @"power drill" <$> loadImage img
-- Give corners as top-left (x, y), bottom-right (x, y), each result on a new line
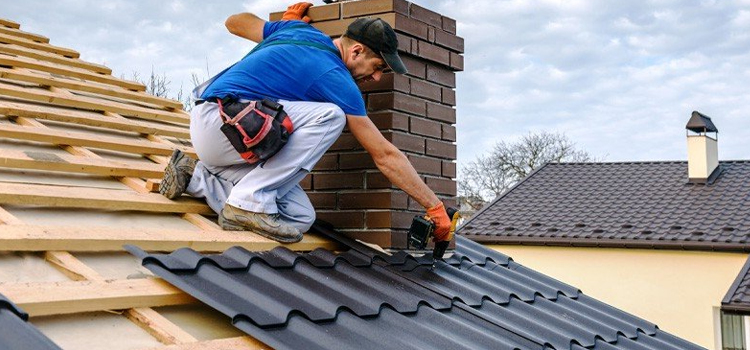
top-left (407, 207), bottom-right (460, 260)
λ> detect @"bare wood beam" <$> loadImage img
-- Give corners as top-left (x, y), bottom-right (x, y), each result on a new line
top-left (0, 224), bottom-right (336, 252)
top-left (0, 66), bottom-right (182, 109)
top-left (0, 26), bottom-right (49, 44)
top-left (0, 100), bottom-right (190, 138)
top-left (0, 18), bottom-right (21, 29)
top-left (44, 251), bottom-right (105, 282)
top-left (0, 122), bottom-right (195, 157)
top-left (0, 32), bottom-right (78, 58)
top-left (125, 308), bottom-right (199, 345)
top-left (0, 278), bottom-right (197, 316)
top-left (0, 80), bottom-right (187, 124)
top-left (0, 43), bottom-right (111, 74)
top-left (140, 337), bottom-right (269, 350)
top-left (0, 148), bottom-right (165, 178)
top-left (0, 182), bottom-right (213, 214)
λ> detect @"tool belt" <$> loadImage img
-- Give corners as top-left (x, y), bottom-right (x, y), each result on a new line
top-left (215, 97), bottom-right (294, 164)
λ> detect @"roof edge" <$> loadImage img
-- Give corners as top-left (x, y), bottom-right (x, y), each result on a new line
top-left (459, 162), bottom-right (552, 230)
top-left (722, 255), bottom-right (750, 305)
top-left (462, 235), bottom-right (750, 253)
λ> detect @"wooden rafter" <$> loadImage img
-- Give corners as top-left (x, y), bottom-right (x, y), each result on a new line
top-left (0, 26), bottom-right (49, 44)
top-left (0, 32), bottom-right (79, 58)
top-left (0, 43), bottom-right (111, 74)
top-left (0, 148), bottom-right (165, 178)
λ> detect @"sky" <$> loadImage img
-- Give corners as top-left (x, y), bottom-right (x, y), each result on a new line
top-left (5, 0), bottom-right (750, 172)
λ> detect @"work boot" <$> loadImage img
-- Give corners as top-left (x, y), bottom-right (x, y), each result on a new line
top-left (219, 204), bottom-right (303, 243)
top-left (159, 149), bottom-right (197, 199)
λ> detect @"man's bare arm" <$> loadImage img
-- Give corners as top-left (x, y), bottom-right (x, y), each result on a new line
top-left (225, 13), bottom-right (266, 42)
top-left (347, 114), bottom-right (441, 208)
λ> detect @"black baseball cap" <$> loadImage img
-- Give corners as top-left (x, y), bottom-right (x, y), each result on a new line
top-left (345, 18), bottom-right (407, 74)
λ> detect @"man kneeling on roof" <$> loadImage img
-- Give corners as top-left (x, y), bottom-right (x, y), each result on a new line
top-left (159, 2), bottom-right (451, 244)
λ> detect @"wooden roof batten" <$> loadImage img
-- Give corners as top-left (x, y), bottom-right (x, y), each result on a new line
top-left (0, 16), bottom-right (326, 350)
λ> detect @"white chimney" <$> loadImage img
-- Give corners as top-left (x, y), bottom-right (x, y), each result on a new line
top-left (686, 111), bottom-right (719, 184)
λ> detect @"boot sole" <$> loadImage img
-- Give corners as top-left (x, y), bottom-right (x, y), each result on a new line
top-left (218, 216), bottom-right (303, 243)
top-left (160, 150), bottom-right (187, 199)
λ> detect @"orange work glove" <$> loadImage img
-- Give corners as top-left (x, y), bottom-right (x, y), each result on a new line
top-left (281, 2), bottom-right (313, 23)
top-left (427, 202), bottom-right (452, 242)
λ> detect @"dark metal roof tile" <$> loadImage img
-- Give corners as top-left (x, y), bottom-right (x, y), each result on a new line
top-left (0, 294), bottom-right (62, 350)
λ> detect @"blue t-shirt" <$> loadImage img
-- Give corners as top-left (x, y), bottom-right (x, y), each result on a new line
top-left (201, 21), bottom-right (367, 116)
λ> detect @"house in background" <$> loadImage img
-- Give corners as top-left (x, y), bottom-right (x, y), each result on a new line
top-left (461, 112), bottom-right (750, 349)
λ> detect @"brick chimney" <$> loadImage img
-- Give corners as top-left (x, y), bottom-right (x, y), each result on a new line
top-left (270, 0), bottom-right (462, 248)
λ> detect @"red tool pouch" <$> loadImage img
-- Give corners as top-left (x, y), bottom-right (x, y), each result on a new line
top-left (217, 98), bottom-right (294, 164)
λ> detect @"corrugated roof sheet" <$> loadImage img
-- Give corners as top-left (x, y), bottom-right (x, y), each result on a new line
top-left (0, 293), bottom-right (62, 350)
top-left (461, 161), bottom-right (750, 251)
top-left (129, 228), bottom-right (703, 350)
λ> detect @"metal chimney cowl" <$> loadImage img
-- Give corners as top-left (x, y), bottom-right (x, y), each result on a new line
top-left (686, 111), bottom-right (720, 184)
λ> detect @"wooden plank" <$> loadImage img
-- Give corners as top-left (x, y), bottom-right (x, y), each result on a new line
top-left (0, 68), bottom-right (183, 110)
top-left (0, 225), bottom-right (337, 252)
top-left (0, 26), bottom-right (49, 44)
top-left (0, 31), bottom-right (79, 58)
top-left (0, 66), bottom-right (182, 110)
top-left (0, 122), bottom-right (195, 157)
top-left (0, 81), bottom-right (188, 124)
top-left (0, 43), bottom-right (111, 74)
top-left (141, 337), bottom-right (268, 350)
top-left (0, 18), bottom-right (21, 29)
top-left (0, 182), bottom-right (213, 214)
top-left (0, 148), bottom-right (165, 178)
top-left (0, 278), bottom-right (197, 316)
top-left (44, 251), bottom-right (105, 282)
top-left (0, 53), bottom-right (142, 90)
top-left (0, 206), bottom-right (22, 224)
top-left (125, 308), bottom-right (199, 345)
top-left (0, 100), bottom-right (190, 138)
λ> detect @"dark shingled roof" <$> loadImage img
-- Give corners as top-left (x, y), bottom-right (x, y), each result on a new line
top-left (0, 293), bottom-right (62, 350)
top-left (128, 225), bottom-right (703, 350)
top-left (723, 256), bottom-right (750, 313)
top-left (461, 161), bottom-right (750, 252)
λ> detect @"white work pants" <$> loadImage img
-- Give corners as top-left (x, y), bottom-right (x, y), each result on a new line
top-left (186, 100), bottom-right (346, 232)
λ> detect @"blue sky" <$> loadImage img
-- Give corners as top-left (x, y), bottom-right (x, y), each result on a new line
top-left (5, 0), bottom-right (750, 172)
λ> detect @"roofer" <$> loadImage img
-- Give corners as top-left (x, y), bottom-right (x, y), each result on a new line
top-left (159, 2), bottom-right (452, 244)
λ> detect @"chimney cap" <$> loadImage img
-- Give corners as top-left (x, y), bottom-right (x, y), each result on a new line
top-left (686, 111), bottom-right (718, 134)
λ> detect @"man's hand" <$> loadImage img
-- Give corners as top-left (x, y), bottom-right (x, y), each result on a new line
top-left (427, 202), bottom-right (453, 242)
top-left (281, 2), bottom-right (313, 23)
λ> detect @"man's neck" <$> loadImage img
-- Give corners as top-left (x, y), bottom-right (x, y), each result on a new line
top-left (333, 38), bottom-right (346, 62)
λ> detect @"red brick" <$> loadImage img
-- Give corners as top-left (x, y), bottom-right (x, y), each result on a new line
top-left (426, 64), bottom-right (456, 87)
top-left (366, 210), bottom-right (418, 229)
top-left (442, 161), bottom-right (457, 178)
top-left (417, 41), bottom-right (450, 66)
top-left (407, 154), bottom-right (442, 176)
top-left (410, 117), bottom-right (442, 138)
top-left (330, 132), bottom-right (362, 151)
top-left (402, 55), bottom-right (427, 79)
top-left (359, 73), bottom-right (409, 93)
top-left (368, 92), bottom-right (426, 116)
top-left (369, 111), bottom-right (410, 131)
top-left (394, 13), bottom-right (429, 40)
top-left (434, 30), bottom-right (464, 53)
top-left (313, 154), bottom-right (338, 171)
top-left (442, 88), bottom-right (456, 105)
top-left (342, 0), bottom-right (408, 18)
top-left (426, 102), bottom-right (456, 123)
top-left (366, 172), bottom-right (395, 189)
top-left (426, 139), bottom-right (456, 158)
top-left (410, 4), bottom-right (443, 28)
top-left (339, 152), bottom-right (376, 170)
top-left (314, 172), bottom-right (364, 190)
top-left (443, 197), bottom-right (458, 209)
top-left (450, 52), bottom-right (464, 71)
top-left (395, 33), bottom-right (413, 54)
top-left (339, 191), bottom-right (408, 209)
top-left (409, 78), bottom-right (442, 102)
top-left (384, 131), bottom-right (425, 154)
top-left (442, 16), bottom-right (457, 34)
top-left (426, 176), bottom-right (457, 196)
top-left (442, 124), bottom-right (456, 141)
top-left (308, 192), bottom-right (337, 209)
top-left (316, 210), bottom-right (365, 229)
top-left (408, 197), bottom-right (424, 211)
top-left (270, 3), bottom-right (341, 22)
top-left (301, 173), bottom-right (312, 190)
top-left (428, 27), bottom-right (436, 43)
